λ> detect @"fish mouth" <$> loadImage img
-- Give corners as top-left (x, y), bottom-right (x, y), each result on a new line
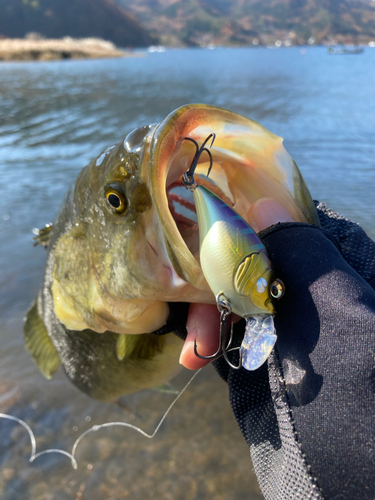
top-left (167, 181), bottom-right (199, 259)
top-left (148, 104), bottom-right (319, 288)
top-left (166, 177), bottom-right (231, 264)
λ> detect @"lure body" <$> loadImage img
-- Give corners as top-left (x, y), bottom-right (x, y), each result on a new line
top-left (193, 185), bottom-right (278, 370)
top-left (194, 186), bottom-right (275, 318)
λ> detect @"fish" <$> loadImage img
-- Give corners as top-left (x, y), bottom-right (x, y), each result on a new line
top-left (24, 103), bottom-right (319, 402)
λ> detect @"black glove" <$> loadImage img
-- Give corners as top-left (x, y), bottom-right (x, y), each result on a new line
top-left (214, 202), bottom-right (375, 500)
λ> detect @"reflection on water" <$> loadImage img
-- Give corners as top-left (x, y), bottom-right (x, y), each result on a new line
top-left (0, 47), bottom-right (374, 499)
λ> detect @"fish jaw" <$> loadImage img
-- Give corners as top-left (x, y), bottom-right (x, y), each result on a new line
top-left (148, 104), bottom-right (319, 291)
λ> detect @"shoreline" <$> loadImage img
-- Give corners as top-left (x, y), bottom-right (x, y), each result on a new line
top-left (0, 38), bottom-right (370, 62)
top-left (0, 37), bottom-right (131, 62)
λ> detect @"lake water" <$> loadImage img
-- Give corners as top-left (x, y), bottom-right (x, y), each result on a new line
top-left (0, 46), bottom-right (374, 499)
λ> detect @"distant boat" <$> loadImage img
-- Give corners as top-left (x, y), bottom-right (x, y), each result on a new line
top-left (148, 45), bottom-right (166, 53)
top-left (328, 46), bottom-right (364, 55)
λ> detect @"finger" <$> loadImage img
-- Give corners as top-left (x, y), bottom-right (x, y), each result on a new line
top-left (179, 303), bottom-right (221, 370)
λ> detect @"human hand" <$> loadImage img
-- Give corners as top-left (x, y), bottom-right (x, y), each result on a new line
top-left (185, 201), bottom-right (375, 500)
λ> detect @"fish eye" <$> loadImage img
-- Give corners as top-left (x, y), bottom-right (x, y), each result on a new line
top-left (104, 183), bottom-right (128, 214)
top-left (270, 279), bottom-right (285, 299)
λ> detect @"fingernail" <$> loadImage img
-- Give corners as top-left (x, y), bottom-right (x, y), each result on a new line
top-left (179, 339), bottom-right (194, 365)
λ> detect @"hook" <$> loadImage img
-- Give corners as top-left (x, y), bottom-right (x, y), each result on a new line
top-left (193, 293), bottom-right (242, 370)
top-left (182, 133), bottom-right (216, 190)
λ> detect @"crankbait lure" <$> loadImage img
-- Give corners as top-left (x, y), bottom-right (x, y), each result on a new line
top-left (182, 134), bottom-right (285, 370)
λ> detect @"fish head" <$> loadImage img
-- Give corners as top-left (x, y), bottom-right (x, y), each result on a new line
top-left (52, 104), bottom-right (318, 336)
top-left (52, 125), bottom-right (184, 335)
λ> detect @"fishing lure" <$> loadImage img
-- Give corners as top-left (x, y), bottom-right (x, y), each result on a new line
top-left (182, 134), bottom-right (285, 370)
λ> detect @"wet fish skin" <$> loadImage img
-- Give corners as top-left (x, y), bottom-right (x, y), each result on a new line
top-left (24, 133), bottom-right (185, 402)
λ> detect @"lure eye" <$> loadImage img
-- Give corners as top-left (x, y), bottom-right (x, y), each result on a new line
top-left (270, 279), bottom-right (285, 299)
top-left (256, 277), bottom-right (268, 294)
top-left (105, 183), bottom-right (128, 214)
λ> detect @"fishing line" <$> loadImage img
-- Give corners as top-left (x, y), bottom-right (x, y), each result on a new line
top-left (0, 368), bottom-right (202, 470)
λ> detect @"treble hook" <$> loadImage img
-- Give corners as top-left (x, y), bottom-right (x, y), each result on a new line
top-left (182, 133), bottom-right (216, 190)
top-left (194, 293), bottom-right (242, 370)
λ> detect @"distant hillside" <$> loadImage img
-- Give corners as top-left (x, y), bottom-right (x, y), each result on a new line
top-left (0, 0), bottom-right (155, 47)
top-left (115, 0), bottom-right (375, 46)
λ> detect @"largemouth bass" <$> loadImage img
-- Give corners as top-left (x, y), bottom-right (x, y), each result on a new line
top-left (24, 104), bottom-right (318, 402)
